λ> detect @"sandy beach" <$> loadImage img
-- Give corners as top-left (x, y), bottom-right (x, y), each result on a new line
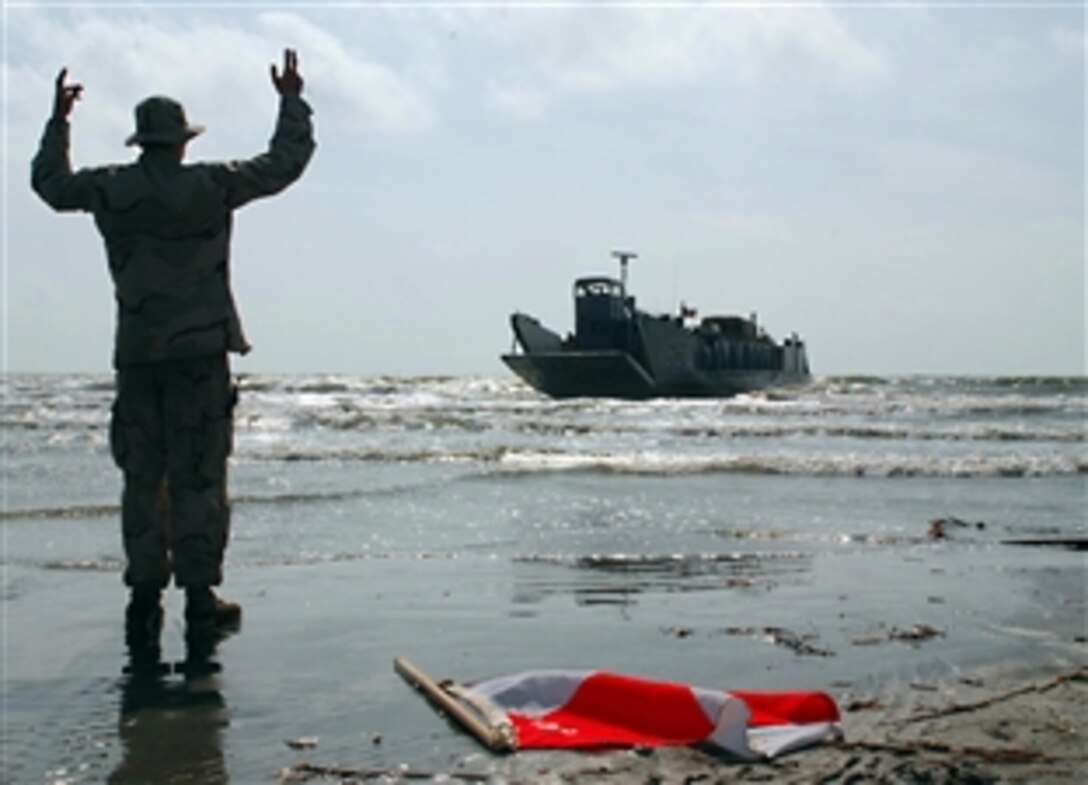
top-left (285, 663), bottom-right (1088, 784)
top-left (4, 533), bottom-right (1085, 784)
top-left (444, 664), bottom-right (1088, 785)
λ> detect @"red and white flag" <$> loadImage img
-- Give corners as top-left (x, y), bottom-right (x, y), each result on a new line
top-left (464, 670), bottom-right (842, 759)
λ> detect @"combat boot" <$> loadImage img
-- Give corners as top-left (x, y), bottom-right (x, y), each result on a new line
top-left (185, 587), bottom-right (242, 637)
top-left (125, 585), bottom-right (164, 664)
top-left (184, 587), bottom-right (241, 665)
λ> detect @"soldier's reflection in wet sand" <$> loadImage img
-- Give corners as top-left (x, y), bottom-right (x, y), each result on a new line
top-left (110, 619), bottom-right (230, 783)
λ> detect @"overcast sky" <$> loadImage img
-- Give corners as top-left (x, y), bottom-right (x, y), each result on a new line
top-left (3, 2), bottom-right (1084, 377)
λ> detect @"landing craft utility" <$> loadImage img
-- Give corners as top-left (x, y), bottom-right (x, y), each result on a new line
top-left (502, 252), bottom-right (810, 399)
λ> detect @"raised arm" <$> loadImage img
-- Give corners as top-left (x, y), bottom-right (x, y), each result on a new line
top-left (213, 49), bottom-right (315, 208)
top-left (31, 68), bottom-right (97, 211)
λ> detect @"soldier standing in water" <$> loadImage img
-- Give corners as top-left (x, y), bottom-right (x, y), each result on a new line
top-left (32, 49), bottom-right (316, 659)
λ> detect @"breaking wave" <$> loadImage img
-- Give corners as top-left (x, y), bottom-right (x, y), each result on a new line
top-left (5, 373), bottom-right (1084, 496)
top-left (490, 450), bottom-right (1086, 478)
top-left (235, 445), bottom-right (1086, 478)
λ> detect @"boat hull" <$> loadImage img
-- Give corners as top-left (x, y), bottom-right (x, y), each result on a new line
top-left (502, 351), bottom-right (657, 399)
top-left (502, 351), bottom-right (808, 400)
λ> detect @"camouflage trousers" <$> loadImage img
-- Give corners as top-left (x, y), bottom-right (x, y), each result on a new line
top-left (110, 355), bottom-right (236, 589)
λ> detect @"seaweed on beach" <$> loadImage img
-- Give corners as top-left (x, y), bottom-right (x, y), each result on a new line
top-left (719, 626), bottom-right (835, 657)
top-left (851, 623), bottom-right (946, 648)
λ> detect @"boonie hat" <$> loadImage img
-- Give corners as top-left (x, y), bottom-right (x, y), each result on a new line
top-left (125, 96), bottom-right (205, 147)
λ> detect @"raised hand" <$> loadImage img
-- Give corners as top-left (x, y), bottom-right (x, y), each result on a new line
top-left (53, 68), bottom-right (84, 120)
top-left (270, 49), bottom-right (303, 97)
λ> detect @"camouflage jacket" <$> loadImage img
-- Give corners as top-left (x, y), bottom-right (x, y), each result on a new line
top-left (32, 95), bottom-right (315, 367)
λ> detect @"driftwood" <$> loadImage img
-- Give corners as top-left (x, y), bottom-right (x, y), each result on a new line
top-left (1001, 537), bottom-right (1088, 551)
top-left (896, 667), bottom-right (1086, 725)
top-left (281, 761), bottom-right (490, 782)
top-left (393, 656), bottom-right (516, 753)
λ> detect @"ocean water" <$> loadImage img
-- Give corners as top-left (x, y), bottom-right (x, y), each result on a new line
top-left (6, 373), bottom-right (1085, 504)
top-left (2, 373), bottom-right (1085, 782)
top-left (5, 374), bottom-right (1084, 564)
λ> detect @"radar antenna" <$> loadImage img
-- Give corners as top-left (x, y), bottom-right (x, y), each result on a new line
top-left (612, 250), bottom-right (638, 293)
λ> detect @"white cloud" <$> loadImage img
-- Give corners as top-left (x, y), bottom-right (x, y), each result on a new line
top-left (876, 137), bottom-right (1077, 219)
top-left (4, 7), bottom-right (436, 165)
top-left (751, 7), bottom-right (891, 90)
top-left (485, 78), bottom-right (550, 121)
top-left (467, 5), bottom-right (890, 120)
top-left (1051, 25), bottom-right (1087, 57)
top-left (257, 12), bottom-right (436, 134)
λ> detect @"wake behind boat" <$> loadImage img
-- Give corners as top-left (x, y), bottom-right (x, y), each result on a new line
top-left (502, 252), bottom-right (811, 399)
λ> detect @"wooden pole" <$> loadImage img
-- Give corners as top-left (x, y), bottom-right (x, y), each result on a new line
top-left (394, 656), bottom-right (516, 753)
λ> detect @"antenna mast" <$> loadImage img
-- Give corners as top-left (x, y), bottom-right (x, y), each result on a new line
top-left (612, 250), bottom-right (638, 292)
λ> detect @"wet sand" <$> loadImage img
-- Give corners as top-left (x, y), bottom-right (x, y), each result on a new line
top-left (4, 528), bottom-right (1086, 784)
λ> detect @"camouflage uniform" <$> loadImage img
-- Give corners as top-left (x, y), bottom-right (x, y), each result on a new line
top-left (32, 94), bottom-right (315, 590)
